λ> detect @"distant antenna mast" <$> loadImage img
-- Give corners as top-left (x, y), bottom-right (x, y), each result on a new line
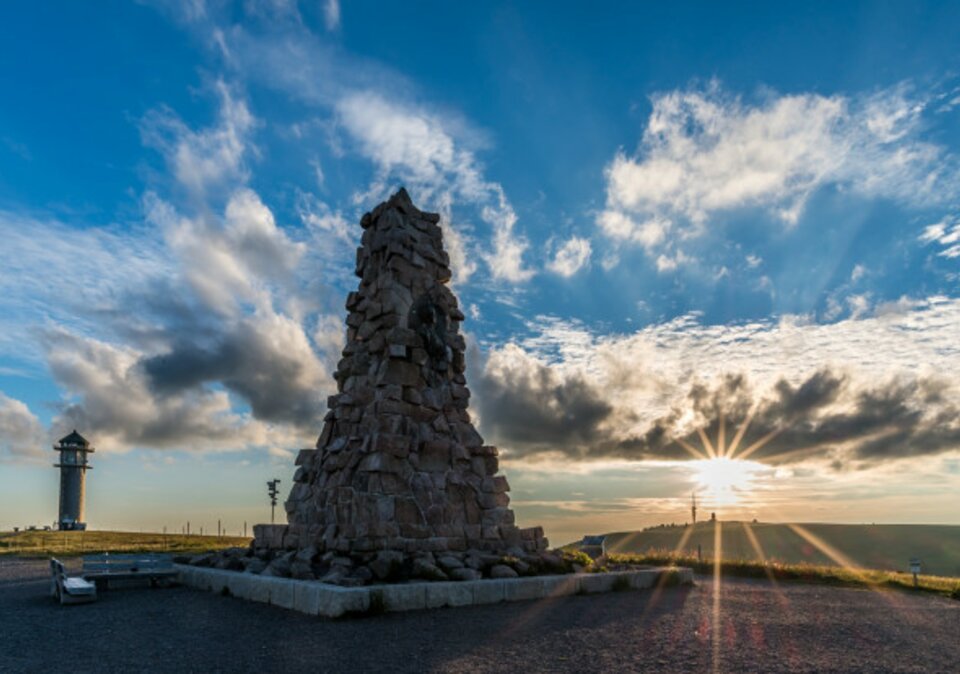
top-left (267, 479), bottom-right (281, 524)
top-left (691, 491), bottom-right (698, 525)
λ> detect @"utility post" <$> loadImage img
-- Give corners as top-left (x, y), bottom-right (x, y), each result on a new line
top-left (691, 491), bottom-right (698, 525)
top-left (267, 479), bottom-right (281, 524)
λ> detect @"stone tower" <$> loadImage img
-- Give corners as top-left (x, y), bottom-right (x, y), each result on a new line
top-left (54, 430), bottom-right (93, 531)
top-left (255, 189), bottom-right (546, 558)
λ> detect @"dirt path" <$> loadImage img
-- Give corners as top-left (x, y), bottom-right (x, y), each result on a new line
top-left (2, 559), bottom-right (957, 673)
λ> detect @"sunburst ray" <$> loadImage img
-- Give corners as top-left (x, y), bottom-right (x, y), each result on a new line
top-left (734, 428), bottom-right (781, 461)
top-left (640, 522), bottom-right (699, 619)
top-left (712, 519), bottom-right (723, 674)
top-left (674, 436), bottom-right (710, 461)
top-left (725, 402), bottom-right (758, 459)
top-left (698, 426), bottom-right (718, 459)
top-left (741, 521), bottom-right (789, 607)
top-left (717, 412), bottom-right (727, 457)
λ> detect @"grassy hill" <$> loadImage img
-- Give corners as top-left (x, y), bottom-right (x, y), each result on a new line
top-left (603, 522), bottom-right (960, 578)
top-left (0, 530), bottom-right (250, 558)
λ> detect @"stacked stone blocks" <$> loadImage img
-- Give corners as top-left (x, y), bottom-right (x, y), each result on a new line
top-left (256, 188), bottom-right (547, 561)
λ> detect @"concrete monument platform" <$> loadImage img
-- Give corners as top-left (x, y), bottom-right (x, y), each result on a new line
top-left (176, 564), bottom-right (693, 619)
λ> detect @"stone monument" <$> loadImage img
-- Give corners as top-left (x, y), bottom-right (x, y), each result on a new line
top-left (252, 188), bottom-right (547, 578)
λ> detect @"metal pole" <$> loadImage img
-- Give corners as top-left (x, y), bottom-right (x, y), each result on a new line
top-left (218, 520), bottom-right (221, 538)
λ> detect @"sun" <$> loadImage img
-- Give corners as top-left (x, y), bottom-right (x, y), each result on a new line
top-left (692, 457), bottom-right (758, 504)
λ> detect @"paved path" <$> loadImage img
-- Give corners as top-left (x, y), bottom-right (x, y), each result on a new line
top-left (2, 558), bottom-right (957, 673)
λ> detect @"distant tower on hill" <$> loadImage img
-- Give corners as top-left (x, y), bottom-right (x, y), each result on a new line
top-left (691, 491), bottom-right (698, 525)
top-left (53, 430), bottom-right (94, 531)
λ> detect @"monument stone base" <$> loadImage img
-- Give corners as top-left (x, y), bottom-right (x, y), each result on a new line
top-left (176, 564), bottom-right (694, 618)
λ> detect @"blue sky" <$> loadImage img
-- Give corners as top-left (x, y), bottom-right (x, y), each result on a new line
top-left (2, 1), bottom-right (960, 542)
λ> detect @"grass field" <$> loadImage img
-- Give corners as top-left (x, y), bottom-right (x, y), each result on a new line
top-left (602, 521), bottom-right (960, 577)
top-left (0, 530), bottom-right (250, 557)
top-left (596, 551), bottom-right (960, 600)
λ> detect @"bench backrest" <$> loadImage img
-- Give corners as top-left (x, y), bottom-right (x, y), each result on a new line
top-left (82, 554), bottom-right (173, 573)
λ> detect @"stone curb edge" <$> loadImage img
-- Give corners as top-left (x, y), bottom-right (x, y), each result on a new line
top-left (175, 564), bottom-right (693, 618)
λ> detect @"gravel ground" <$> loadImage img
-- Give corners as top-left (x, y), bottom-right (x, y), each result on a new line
top-left (3, 557), bottom-right (957, 673)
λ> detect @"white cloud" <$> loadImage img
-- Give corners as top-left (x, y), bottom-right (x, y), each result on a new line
top-left (851, 263), bottom-right (867, 281)
top-left (846, 293), bottom-right (871, 318)
top-left (482, 194), bottom-right (534, 283)
top-left (309, 157), bottom-right (325, 188)
top-left (296, 191), bottom-right (351, 242)
top-left (323, 0), bottom-right (340, 31)
top-left (144, 188), bottom-right (304, 316)
top-left (548, 237), bottom-right (592, 277)
top-left (655, 250), bottom-right (692, 273)
top-left (599, 83), bottom-right (956, 263)
top-left (0, 393), bottom-right (45, 461)
top-left (311, 313), bottom-right (345, 368)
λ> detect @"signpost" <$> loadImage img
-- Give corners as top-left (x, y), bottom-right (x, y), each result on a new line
top-left (909, 557), bottom-right (921, 587)
top-left (267, 479), bottom-right (281, 524)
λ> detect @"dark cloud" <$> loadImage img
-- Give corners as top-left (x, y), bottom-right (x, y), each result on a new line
top-left (141, 318), bottom-right (326, 427)
top-left (42, 329), bottom-right (255, 449)
top-left (473, 350), bottom-right (960, 468)
top-left (472, 351), bottom-right (612, 456)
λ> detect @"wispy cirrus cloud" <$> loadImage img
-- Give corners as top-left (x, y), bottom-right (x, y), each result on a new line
top-left (322, 0), bottom-right (340, 31)
top-left (335, 91), bottom-right (534, 283)
top-left (598, 82), bottom-right (957, 268)
top-left (140, 80), bottom-right (256, 198)
top-left (920, 214), bottom-right (960, 258)
top-left (0, 210), bottom-right (172, 363)
top-left (176, 8), bottom-right (537, 285)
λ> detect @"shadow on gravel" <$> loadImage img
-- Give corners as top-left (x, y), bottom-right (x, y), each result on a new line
top-left (4, 562), bottom-right (958, 674)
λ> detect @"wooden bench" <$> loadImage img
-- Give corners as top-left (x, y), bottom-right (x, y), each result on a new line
top-left (81, 553), bottom-right (178, 589)
top-left (50, 558), bottom-right (98, 605)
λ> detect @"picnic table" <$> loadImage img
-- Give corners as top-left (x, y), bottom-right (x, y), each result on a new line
top-left (81, 553), bottom-right (178, 589)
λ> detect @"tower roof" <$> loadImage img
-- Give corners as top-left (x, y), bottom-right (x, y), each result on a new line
top-left (58, 429), bottom-right (90, 447)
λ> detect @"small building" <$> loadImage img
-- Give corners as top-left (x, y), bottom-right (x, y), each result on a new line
top-left (53, 430), bottom-right (94, 531)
